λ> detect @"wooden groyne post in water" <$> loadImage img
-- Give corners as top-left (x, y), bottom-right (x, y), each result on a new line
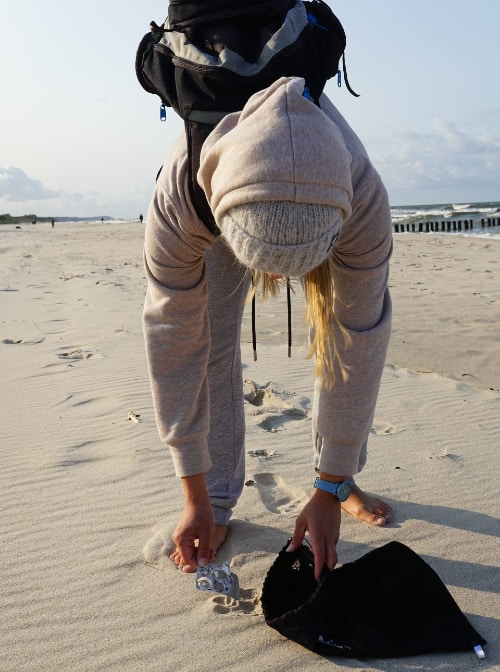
top-left (393, 217), bottom-right (500, 233)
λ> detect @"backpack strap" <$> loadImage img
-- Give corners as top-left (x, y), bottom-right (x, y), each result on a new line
top-left (185, 118), bottom-right (222, 235)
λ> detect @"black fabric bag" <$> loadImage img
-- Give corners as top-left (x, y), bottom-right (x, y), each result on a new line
top-left (261, 541), bottom-right (486, 659)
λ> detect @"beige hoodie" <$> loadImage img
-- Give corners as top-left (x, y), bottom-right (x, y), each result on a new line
top-left (143, 77), bottom-right (392, 478)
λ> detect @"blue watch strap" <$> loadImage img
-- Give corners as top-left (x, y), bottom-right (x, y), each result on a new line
top-left (314, 477), bottom-right (342, 495)
top-left (313, 477), bottom-right (353, 501)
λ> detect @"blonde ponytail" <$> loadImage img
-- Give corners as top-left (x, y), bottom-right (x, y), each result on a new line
top-left (250, 257), bottom-right (350, 387)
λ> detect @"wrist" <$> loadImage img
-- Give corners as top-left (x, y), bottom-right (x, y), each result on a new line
top-left (313, 486), bottom-right (341, 504)
top-left (318, 472), bottom-right (350, 483)
top-left (180, 473), bottom-right (210, 504)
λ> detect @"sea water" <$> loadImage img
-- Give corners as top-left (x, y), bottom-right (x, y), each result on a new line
top-left (391, 201), bottom-right (500, 239)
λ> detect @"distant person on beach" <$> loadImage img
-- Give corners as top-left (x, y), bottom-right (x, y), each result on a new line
top-left (140, 213), bottom-right (144, 224)
top-left (142, 4), bottom-right (393, 581)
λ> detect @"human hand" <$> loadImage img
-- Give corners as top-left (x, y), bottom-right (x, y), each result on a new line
top-left (171, 500), bottom-right (216, 572)
top-left (287, 489), bottom-right (341, 581)
top-left (170, 474), bottom-right (216, 573)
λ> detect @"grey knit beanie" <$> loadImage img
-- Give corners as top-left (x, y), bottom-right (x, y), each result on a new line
top-left (198, 77), bottom-right (353, 275)
top-left (219, 201), bottom-right (342, 276)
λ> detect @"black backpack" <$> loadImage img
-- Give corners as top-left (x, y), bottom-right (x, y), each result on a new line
top-left (135, 0), bottom-right (357, 235)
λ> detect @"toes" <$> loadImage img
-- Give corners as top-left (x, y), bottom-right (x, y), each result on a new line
top-left (380, 506), bottom-right (393, 524)
top-left (170, 549), bottom-right (186, 568)
top-left (168, 525), bottom-right (230, 573)
top-left (372, 500), bottom-right (393, 520)
top-left (372, 514), bottom-right (388, 527)
top-left (180, 563), bottom-right (197, 573)
top-left (357, 510), bottom-right (388, 527)
top-left (170, 550), bottom-right (197, 572)
top-left (342, 487), bottom-right (393, 526)
top-left (170, 551), bottom-right (182, 567)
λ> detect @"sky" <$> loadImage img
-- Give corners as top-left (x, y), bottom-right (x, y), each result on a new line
top-left (1, 0), bottom-right (499, 219)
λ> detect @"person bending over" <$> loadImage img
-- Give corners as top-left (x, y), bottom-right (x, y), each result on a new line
top-left (143, 75), bottom-right (393, 580)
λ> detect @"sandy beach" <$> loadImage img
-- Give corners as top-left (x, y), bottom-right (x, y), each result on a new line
top-left (1, 220), bottom-right (498, 672)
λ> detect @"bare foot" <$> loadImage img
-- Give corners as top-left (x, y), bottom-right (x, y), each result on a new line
top-left (341, 484), bottom-right (392, 526)
top-left (170, 524), bottom-right (229, 573)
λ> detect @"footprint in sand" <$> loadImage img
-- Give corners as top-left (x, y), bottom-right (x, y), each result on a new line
top-left (208, 588), bottom-right (260, 615)
top-left (248, 449), bottom-right (279, 458)
top-left (370, 421), bottom-right (397, 436)
top-left (58, 349), bottom-right (100, 361)
top-left (244, 379), bottom-right (295, 408)
top-left (251, 472), bottom-right (304, 515)
top-left (257, 407), bottom-right (309, 433)
top-left (244, 379), bottom-right (309, 432)
top-left (3, 336), bottom-right (45, 345)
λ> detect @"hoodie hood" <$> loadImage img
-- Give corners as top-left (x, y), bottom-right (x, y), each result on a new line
top-left (198, 76), bottom-right (353, 224)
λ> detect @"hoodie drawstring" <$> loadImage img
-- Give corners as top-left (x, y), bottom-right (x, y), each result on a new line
top-left (287, 278), bottom-right (292, 357)
top-left (252, 292), bottom-right (257, 361)
top-left (251, 278), bottom-right (292, 361)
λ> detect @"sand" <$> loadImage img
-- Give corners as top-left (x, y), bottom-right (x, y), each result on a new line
top-left (1, 221), bottom-right (498, 672)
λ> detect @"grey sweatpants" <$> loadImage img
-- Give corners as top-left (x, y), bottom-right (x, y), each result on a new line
top-left (205, 239), bottom-right (250, 525)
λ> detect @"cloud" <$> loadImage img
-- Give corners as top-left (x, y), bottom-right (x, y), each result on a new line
top-left (370, 120), bottom-right (500, 200)
top-left (0, 166), bottom-right (59, 201)
top-left (0, 166), bottom-right (149, 218)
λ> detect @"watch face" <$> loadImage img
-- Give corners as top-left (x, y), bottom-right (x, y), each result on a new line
top-left (336, 481), bottom-right (352, 502)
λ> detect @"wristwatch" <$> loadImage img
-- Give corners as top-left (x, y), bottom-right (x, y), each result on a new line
top-left (314, 477), bottom-right (353, 502)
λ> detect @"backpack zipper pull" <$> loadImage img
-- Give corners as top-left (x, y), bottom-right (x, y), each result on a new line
top-left (303, 86), bottom-right (313, 101)
top-left (160, 103), bottom-right (167, 122)
top-left (337, 69), bottom-right (342, 88)
top-left (306, 12), bottom-right (327, 30)
top-left (474, 644), bottom-right (486, 659)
